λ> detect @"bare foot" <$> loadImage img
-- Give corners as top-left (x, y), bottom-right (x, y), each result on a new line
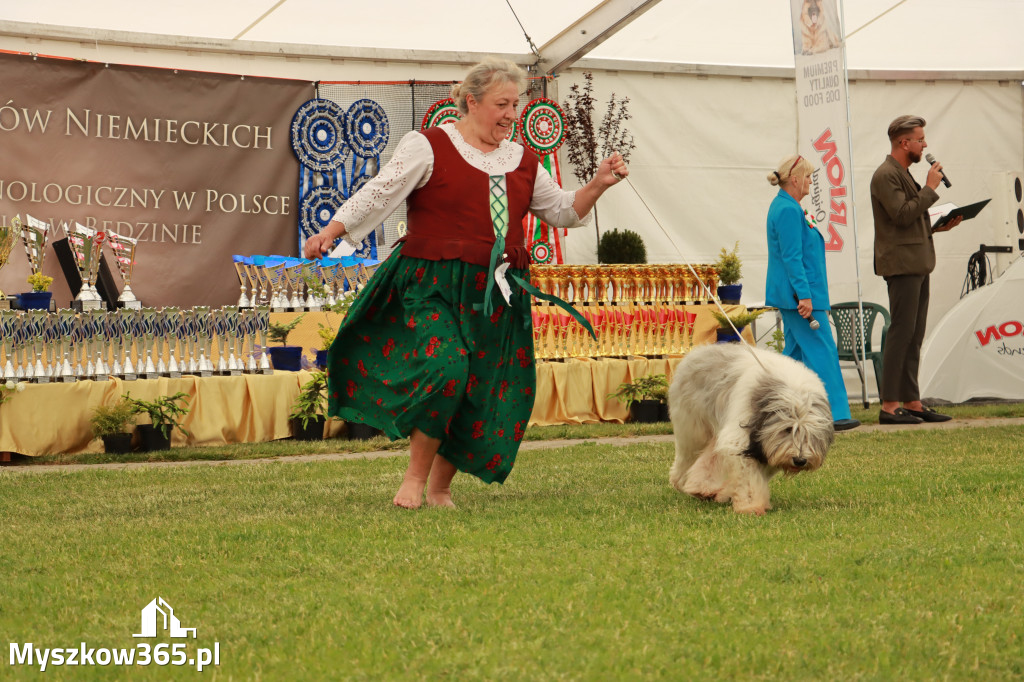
top-left (393, 475), bottom-right (427, 509)
top-left (426, 488), bottom-right (456, 508)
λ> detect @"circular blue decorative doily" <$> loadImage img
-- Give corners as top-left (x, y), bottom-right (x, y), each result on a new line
top-left (346, 99), bottom-right (390, 159)
top-left (347, 173), bottom-right (371, 199)
top-left (291, 99), bottom-right (349, 171)
top-left (299, 185), bottom-right (345, 239)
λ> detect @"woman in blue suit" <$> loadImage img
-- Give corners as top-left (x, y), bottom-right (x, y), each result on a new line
top-left (765, 154), bottom-right (859, 431)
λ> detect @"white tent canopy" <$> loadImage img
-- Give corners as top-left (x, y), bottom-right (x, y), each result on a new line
top-left (2, 1), bottom-right (1024, 72)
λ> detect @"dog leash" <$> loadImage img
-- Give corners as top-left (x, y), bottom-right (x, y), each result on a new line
top-left (614, 174), bottom-right (768, 370)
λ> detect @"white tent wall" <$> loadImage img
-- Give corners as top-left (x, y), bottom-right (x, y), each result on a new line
top-left (553, 66), bottom-right (1024, 399)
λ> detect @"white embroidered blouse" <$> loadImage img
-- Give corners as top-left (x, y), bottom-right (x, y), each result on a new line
top-left (332, 122), bottom-right (590, 246)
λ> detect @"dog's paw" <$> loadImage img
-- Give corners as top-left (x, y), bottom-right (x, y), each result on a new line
top-left (732, 500), bottom-right (772, 515)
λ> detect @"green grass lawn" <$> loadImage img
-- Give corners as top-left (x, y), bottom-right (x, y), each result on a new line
top-left (2, 421), bottom-right (1023, 680)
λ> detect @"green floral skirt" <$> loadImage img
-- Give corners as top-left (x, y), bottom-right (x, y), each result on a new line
top-left (326, 246), bottom-right (536, 484)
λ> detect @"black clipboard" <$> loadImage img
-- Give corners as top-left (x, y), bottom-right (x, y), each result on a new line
top-left (932, 198), bottom-right (991, 230)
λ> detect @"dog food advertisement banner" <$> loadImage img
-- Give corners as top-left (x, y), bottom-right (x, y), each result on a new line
top-left (789, 0), bottom-right (858, 303)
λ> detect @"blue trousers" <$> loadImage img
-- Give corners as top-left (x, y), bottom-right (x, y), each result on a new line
top-left (779, 308), bottom-right (851, 421)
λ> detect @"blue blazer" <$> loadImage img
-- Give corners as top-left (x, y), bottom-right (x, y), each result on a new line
top-left (765, 189), bottom-right (831, 311)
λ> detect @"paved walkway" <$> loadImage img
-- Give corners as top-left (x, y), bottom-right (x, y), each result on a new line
top-left (3, 417), bottom-right (1022, 476)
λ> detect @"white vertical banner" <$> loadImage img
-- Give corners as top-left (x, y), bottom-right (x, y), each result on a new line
top-left (790, 0), bottom-right (859, 301)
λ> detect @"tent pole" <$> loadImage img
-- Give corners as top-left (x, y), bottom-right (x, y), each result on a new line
top-left (839, 0), bottom-right (871, 409)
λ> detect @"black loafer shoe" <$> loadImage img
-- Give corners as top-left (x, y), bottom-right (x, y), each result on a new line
top-left (833, 418), bottom-right (861, 432)
top-left (879, 408), bottom-right (923, 425)
top-left (904, 406), bottom-right (952, 422)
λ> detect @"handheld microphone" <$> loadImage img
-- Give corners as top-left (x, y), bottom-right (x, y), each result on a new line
top-left (925, 153), bottom-right (952, 188)
top-left (809, 319), bottom-right (820, 330)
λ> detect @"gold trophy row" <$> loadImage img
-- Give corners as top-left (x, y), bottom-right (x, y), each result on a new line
top-left (529, 264), bottom-right (717, 360)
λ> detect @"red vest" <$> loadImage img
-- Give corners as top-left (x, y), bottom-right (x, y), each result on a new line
top-left (395, 127), bottom-right (537, 269)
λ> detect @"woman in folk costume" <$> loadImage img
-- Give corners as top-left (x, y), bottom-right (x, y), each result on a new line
top-left (303, 58), bottom-right (628, 508)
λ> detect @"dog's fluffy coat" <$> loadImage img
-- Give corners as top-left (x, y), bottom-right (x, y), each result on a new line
top-left (668, 343), bottom-right (834, 515)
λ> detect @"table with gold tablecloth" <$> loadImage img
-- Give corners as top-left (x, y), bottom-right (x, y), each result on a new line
top-left (0, 305), bottom-right (751, 457)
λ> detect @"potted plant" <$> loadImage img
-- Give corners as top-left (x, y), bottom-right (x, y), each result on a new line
top-left (715, 241), bottom-right (743, 304)
top-left (266, 312), bottom-right (306, 372)
top-left (19, 272), bottom-right (54, 310)
top-left (608, 373), bottom-right (668, 423)
top-left (312, 295), bottom-right (353, 370)
top-left (711, 309), bottom-right (764, 343)
top-left (89, 398), bottom-right (137, 454)
top-left (289, 370), bottom-right (328, 440)
top-left (126, 391), bottom-right (192, 451)
top-left (597, 228), bottom-right (647, 264)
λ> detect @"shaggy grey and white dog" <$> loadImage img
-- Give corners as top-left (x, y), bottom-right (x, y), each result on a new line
top-left (668, 343), bottom-right (834, 515)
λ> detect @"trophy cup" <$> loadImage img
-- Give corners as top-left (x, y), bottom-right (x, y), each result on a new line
top-left (118, 308), bottom-right (138, 381)
top-left (318, 261), bottom-right (340, 307)
top-left (240, 310), bottom-right (257, 373)
top-left (302, 261), bottom-right (322, 311)
top-left (106, 230), bottom-right (141, 309)
top-left (163, 307), bottom-right (183, 379)
top-left (139, 307), bottom-right (159, 379)
top-left (283, 261), bottom-right (305, 310)
top-left (27, 310), bottom-right (49, 382)
top-left (232, 256), bottom-right (252, 308)
top-left (0, 311), bottom-right (17, 379)
top-left (20, 215), bottom-right (52, 310)
top-left (224, 308), bottom-right (243, 375)
top-left (193, 306), bottom-right (214, 377)
top-left (243, 260), bottom-right (263, 307)
top-left (256, 306), bottom-right (272, 374)
top-left (68, 223), bottom-right (104, 312)
top-left (55, 309), bottom-right (77, 382)
top-left (104, 312), bottom-right (122, 377)
top-left (89, 309), bottom-right (109, 381)
top-left (0, 216), bottom-right (20, 310)
top-left (213, 309), bottom-right (230, 374)
top-left (264, 261), bottom-right (288, 311)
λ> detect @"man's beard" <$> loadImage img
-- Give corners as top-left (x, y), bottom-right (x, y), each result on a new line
top-left (908, 150), bottom-right (922, 164)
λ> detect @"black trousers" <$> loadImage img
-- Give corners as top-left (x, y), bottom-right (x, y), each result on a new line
top-left (882, 273), bottom-right (930, 402)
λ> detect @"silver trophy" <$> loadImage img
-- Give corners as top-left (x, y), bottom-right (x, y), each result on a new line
top-left (139, 308), bottom-right (159, 379)
top-left (21, 215), bottom-right (52, 308)
top-left (68, 223), bottom-right (104, 312)
top-left (318, 262), bottom-right (339, 307)
top-left (55, 309), bottom-right (77, 382)
top-left (264, 261), bottom-right (289, 311)
top-left (342, 264), bottom-right (362, 295)
top-left (104, 312), bottom-right (122, 377)
top-left (163, 307), bottom-right (183, 379)
top-left (283, 262), bottom-right (305, 310)
top-left (240, 310), bottom-right (257, 373)
top-left (89, 309), bottom-right (109, 381)
top-left (224, 308), bottom-right (243, 375)
top-left (256, 306), bottom-right (272, 374)
top-left (106, 230), bottom-right (141, 309)
top-left (302, 261), bottom-right (322, 311)
top-left (118, 308), bottom-right (138, 381)
top-left (243, 262), bottom-right (264, 307)
top-left (233, 257), bottom-right (251, 308)
top-left (182, 309), bottom-right (198, 375)
top-left (0, 310), bottom-right (16, 379)
top-left (27, 310), bottom-right (50, 382)
top-left (213, 309), bottom-right (230, 374)
top-left (193, 306), bottom-right (214, 377)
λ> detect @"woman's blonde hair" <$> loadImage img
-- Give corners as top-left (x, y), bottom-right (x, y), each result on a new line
top-left (767, 154), bottom-right (815, 187)
top-left (450, 58), bottom-right (526, 115)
